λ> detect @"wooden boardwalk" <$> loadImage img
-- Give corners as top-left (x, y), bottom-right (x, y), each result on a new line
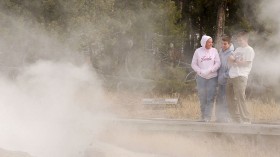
top-left (114, 118), bottom-right (280, 136)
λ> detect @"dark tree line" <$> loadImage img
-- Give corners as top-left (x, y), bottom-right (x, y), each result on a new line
top-left (0, 0), bottom-right (264, 79)
top-left (0, 0), bottom-right (262, 50)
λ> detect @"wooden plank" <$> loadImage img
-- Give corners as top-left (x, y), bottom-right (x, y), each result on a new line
top-left (142, 98), bottom-right (179, 105)
top-left (114, 118), bottom-right (280, 136)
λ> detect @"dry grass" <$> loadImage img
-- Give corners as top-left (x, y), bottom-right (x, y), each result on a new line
top-left (106, 90), bottom-right (280, 122)
top-left (248, 100), bottom-right (280, 121)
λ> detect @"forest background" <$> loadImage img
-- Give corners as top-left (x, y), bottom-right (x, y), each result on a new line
top-left (0, 0), bottom-right (275, 99)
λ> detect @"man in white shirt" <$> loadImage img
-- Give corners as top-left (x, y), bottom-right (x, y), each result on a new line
top-left (227, 31), bottom-right (255, 123)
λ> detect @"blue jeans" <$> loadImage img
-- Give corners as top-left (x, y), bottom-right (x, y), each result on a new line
top-left (196, 76), bottom-right (218, 120)
top-left (216, 84), bottom-right (230, 121)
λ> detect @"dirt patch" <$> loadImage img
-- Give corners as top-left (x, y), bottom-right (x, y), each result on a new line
top-left (0, 148), bottom-right (32, 157)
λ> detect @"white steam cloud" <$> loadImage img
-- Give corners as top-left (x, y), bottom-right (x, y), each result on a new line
top-left (0, 9), bottom-right (111, 157)
top-left (0, 61), bottom-right (110, 157)
top-left (250, 0), bottom-right (280, 91)
top-left (1, 1), bottom-right (280, 157)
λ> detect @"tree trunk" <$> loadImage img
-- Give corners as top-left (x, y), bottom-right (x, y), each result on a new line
top-left (215, 1), bottom-right (226, 50)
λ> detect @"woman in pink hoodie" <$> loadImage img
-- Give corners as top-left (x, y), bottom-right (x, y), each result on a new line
top-left (191, 35), bottom-right (221, 122)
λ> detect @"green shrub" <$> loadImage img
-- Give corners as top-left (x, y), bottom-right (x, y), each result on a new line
top-left (153, 66), bottom-right (196, 94)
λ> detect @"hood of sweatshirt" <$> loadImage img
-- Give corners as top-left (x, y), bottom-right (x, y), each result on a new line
top-left (222, 43), bottom-right (235, 54)
top-left (200, 35), bottom-right (212, 48)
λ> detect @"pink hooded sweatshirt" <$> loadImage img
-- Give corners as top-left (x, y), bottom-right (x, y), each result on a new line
top-left (191, 35), bottom-right (221, 79)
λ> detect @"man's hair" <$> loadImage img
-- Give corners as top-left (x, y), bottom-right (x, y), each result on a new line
top-left (222, 35), bottom-right (231, 43)
top-left (237, 30), bottom-right (249, 40)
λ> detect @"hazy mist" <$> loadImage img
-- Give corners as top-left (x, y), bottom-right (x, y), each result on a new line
top-left (0, 1), bottom-right (280, 157)
top-left (249, 0), bottom-right (280, 93)
top-left (0, 9), bottom-right (111, 157)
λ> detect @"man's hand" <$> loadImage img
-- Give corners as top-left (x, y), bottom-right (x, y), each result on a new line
top-left (228, 54), bottom-right (236, 65)
top-left (235, 59), bottom-right (251, 66)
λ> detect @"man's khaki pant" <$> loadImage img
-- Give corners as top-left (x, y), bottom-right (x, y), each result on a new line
top-left (226, 76), bottom-right (250, 122)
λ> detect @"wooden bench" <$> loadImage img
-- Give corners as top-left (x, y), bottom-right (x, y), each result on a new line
top-left (142, 97), bottom-right (181, 108)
